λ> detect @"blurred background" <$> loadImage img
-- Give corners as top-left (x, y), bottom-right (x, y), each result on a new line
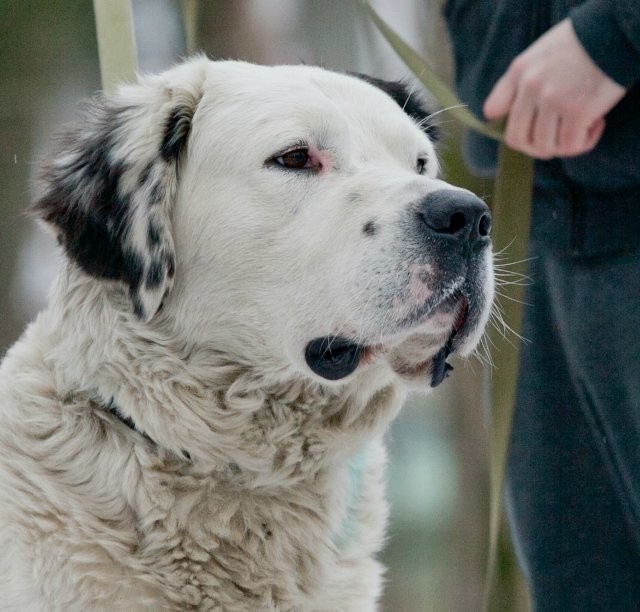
top-left (0, 1), bottom-right (516, 610)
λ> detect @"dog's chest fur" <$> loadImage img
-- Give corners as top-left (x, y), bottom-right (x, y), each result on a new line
top-left (130, 460), bottom-right (386, 611)
top-left (0, 313), bottom-right (395, 612)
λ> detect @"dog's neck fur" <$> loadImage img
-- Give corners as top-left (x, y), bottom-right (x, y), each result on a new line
top-left (42, 268), bottom-right (405, 484)
top-left (1, 267), bottom-right (398, 609)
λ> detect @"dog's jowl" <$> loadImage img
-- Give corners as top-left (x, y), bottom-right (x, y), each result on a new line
top-left (0, 59), bottom-right (493, 611)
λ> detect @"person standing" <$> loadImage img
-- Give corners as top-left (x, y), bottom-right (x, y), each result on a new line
top-left (444, 2), bottom-right (640, 610)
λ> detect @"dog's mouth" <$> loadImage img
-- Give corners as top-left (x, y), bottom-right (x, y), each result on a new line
top-left (305, 293), bottom-right (470, 386)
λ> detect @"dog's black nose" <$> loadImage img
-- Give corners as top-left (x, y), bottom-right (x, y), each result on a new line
top-left (417, 190), bottom-right (491, 245)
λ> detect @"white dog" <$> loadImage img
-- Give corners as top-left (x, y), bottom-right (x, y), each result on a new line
top-left (0, 58), bottom-right (493, 611)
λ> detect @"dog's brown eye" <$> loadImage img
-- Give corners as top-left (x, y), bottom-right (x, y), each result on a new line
top-left (275, 148), bottom-right (312, 170)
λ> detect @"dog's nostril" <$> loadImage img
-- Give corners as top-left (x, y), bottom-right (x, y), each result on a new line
top-left (448, 211), bottom-right (467, 235)
top-left (418, 209), bottom-right (468, 235)
top-left (418, 189), bottom-right (490, 245)
top-left (478, 212), bottom-right (492, 237)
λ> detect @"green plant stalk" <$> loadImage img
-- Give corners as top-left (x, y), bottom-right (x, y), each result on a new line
top-left (93, 0), bottom-right (138, 93)
top-left (181, 0), bottom-right (200, 56)
top-left (484, 144), bottom-right (533, 611)
top-left (363, 1), bottom-right (504, 141)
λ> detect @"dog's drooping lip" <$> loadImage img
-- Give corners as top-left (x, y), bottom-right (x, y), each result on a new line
top-left (304, 292), bottom-right (472, 385)
top-left (430, 293), bottom-right (469, 387)
top-left (305, 337), bottom-right (364, 380)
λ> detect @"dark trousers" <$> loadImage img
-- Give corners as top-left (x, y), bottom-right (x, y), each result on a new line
top-left (505, 165), bottom-right (640, 611)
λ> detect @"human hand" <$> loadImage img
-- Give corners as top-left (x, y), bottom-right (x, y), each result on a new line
top-left (483, 18), bottom-right (626, 159)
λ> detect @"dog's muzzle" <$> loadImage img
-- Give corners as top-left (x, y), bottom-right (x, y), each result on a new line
top-left (305, 189), bottom-right (491, 385)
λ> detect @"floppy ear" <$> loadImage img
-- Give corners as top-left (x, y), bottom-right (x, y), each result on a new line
top-left (33, 59), bottom-right (207, 321)
top-left (352, 74), bottom-right (440, 142)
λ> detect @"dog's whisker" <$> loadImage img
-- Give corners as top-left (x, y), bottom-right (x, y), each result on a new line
top-left (496, 289), bottom-right (531, 306)
top-left (421, 103), bottom-right (469, 126)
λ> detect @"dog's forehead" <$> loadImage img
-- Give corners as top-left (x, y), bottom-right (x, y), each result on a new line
top-left (199, 62), bottom-right (431, 147)
top-left (203, 62), bottom-right (394, 103)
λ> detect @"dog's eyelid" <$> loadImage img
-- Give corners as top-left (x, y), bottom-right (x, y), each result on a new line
top-left (266, 142), bottom-right (322, 172)
top-left (269, 140), bottom-right (309, 160)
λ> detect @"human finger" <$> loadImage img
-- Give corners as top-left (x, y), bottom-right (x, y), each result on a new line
top-left (557, 113), bottom-right (587, 156)
top-left (502, 83), bottom-right (538, 154)
top-left (582, 118), bottom-right (605, 152)
top-left (483, 71), bottom-right (517, 121)
top-left (556, 116), bottom-right (604, 157)
top-left (531, 105), bottom-right (561, 159)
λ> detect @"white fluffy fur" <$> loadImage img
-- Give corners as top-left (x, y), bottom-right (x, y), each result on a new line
top-left (0, 59), bottom-right (493, 611)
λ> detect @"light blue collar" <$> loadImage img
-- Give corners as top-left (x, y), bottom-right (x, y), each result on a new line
top-left (335, 449), bottom-right (368, 549)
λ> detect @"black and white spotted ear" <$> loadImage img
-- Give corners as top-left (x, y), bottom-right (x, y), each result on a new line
top-left (352, 74), bottom-right (440, 142)
top-left (33, 59), bottom-right (208, 321)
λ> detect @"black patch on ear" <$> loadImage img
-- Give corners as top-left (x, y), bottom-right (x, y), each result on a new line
top-left (139, 161), bottom-right (154, 186)
top-left (166, 254), bottom-right (175, 279)
top-left (147, 221), bottom-right (162, 247)
top-left (32, 93), bottom-right (184, 321)
top-left (34, 101), bottom-right (145, 291)
top-left (161, 104), bottom-right (194, 163)
top-left (351, 74), bottom-right (439, 142)
top-left (145, 259), bottom-right (165, 290)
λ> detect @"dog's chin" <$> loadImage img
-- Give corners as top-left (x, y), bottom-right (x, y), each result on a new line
top-left (305, 293), bottom-right (479, 389)
top-left (383, 332), bottom-right (458, 390)
top-left (384, 293), bottom-right (473, 389)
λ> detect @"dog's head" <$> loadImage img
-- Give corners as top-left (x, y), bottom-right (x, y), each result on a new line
top-left (35, 58), bottom-right (493, 393)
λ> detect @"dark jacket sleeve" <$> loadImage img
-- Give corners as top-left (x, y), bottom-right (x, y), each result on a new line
top-left (570, 0), bottom-right (640, 87)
